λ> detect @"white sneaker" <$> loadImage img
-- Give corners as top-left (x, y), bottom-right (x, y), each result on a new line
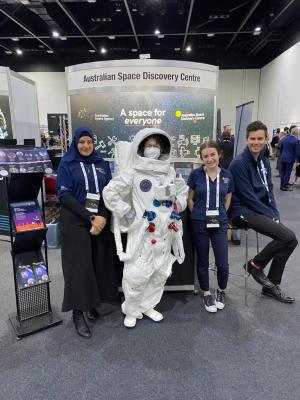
top-left (124, 315), bottom-right (137, 328)
top-left (143, 309), bottom-right (163, 322)
top-left (203, 294), bottom-right (217, 313)
top-left (215, 289), bottom-right (225, 310)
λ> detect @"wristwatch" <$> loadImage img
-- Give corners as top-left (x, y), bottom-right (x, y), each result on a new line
top-left (89, 215), bottom-right (96, 222)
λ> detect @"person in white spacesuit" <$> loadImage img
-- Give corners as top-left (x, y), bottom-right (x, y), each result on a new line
top-left (103, 128), bottom-right (188, 328)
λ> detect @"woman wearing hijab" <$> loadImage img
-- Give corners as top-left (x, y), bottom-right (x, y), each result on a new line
top-left (56, 127), bottom-right (118, 338)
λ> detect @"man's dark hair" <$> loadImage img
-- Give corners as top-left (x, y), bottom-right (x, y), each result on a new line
top-left (246, 121), bottom-right (268, 138)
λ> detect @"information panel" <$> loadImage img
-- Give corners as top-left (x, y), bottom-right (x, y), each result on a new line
top-left (70, 90), bottom-right (214, 160)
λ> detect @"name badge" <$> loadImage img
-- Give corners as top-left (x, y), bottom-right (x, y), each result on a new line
top-left (85, 192), bottom-right (100, 213)
top-left (206, 209), bottom-right (220, 228)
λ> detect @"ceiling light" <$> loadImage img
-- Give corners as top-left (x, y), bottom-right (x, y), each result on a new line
top-left (155, 42), bottom-right (160, 46)
top-left (5, 51), bottom-right (13, 55)
top-left (131, 48), bottom-right (138, 52)
top-left (160, 0), bottom-right (166, 15)
top-left (139, 53), bottom-right (151, 59)
top-left (100, 47), bottom-right (107, 54)
top-left (89, 49), bottom-right (96, 53)
top-left (19, 0), bottom-right (30, 4)
top-left (92, 17), bottom-right (111, 22)
top-left (115, 3), bottom-right (122, 12)
top-left (139, 2), bottom-right (146, 16)
top-left (108, 36), bottom-right (115, 39)
top-left (60, 37), bottom-right (67, 40)
top-left (12, 38), bottom-right (19, 41)
top-left (132, 7), bottom-right (137, 12)
top-left (207, 33), bottom-right (215, 37)
top-left (16, 49), bottom-right (23, 55)
top-left (254, 26), bottom-right (261, 32)
top-left (154, 29), bottom-right (160, 35)
top-left (185, 46), bottom-right (191, 52)
top-left (38, 45), bottom-right (44, 48)
top-left (47, 50), bottom-right (54, 54)
top-left (174, 48), bottom-right (180, 51)
top-left (52, 31), bottom-right (60, 38)
top-left (178, 0), bottom-right (184, 15)
top-left (158, 34), bottom-right (164, 39)
top-left (87, 0), bottom-right (97, 3)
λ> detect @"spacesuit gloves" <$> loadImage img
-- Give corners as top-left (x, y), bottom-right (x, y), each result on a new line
top-left (174, 200), bottom-right (183, 213)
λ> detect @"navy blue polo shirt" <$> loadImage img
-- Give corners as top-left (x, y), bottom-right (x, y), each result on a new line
top-left (187, 167), bottom-right (234, 223)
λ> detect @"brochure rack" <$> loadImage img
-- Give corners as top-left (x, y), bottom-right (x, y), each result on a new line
top-left (6, 172), bottom-right (62, 339)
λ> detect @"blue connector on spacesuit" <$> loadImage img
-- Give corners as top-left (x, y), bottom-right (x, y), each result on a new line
top-left (170, 211), bottom-right (181, 221)
top-left (143, 210), bottom-right (157, 221)
top-left (153, 199), bottom-right (173, 208)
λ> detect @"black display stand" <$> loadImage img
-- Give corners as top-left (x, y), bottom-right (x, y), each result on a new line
top-left (6, 173), bottom-right (62, 339)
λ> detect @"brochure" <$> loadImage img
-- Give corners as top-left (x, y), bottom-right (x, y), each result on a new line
top-left (10, 201), bottom-right (45, 232)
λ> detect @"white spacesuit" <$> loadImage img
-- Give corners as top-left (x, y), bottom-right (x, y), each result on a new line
top-left (103, 128), bottom-right (188, 328)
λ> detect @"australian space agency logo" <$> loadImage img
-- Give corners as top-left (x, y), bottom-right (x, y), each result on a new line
top-left (140, 179), bottom-right (152, 192)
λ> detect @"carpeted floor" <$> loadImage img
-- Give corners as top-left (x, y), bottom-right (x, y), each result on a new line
top-left (0, 164), bottom-right (299, 400)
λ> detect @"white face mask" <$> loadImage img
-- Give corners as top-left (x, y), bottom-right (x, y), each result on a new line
top-left (144, 146), bottom-right (161, 159)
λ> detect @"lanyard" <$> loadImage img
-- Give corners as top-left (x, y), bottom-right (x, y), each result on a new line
top-left (206, 172), bottom-right (220, 210)
top-left (257, 160), bottom-right (271, 203)
top-left (80, 162), bottom-right (99, 194)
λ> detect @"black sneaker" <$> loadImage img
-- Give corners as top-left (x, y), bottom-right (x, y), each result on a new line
top-left (216, 289), bottom-right (225, 310)
top-left (203, 294), bottom-right (217, 313)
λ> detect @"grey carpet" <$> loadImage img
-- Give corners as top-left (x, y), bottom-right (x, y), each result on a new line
top-left (0, 163), bottom-right (299, 400)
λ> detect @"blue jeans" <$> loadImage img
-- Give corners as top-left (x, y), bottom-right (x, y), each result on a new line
top-left (191, 221), bottom-right (229, 292)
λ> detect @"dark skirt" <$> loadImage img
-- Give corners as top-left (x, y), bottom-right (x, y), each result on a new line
top-left (60, 207), bottom-right (119, 312)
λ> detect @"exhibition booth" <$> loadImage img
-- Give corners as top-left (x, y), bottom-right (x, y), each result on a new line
top-left (0, 59), bottom-right (219, 336)
top-left (66, 59), bottom-right (219, 291)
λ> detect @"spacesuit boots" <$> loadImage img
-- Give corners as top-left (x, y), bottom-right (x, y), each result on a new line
top-left (143, 309), bottom-right (163, 322)
top-left (124, 315), bottom-right (137, 328)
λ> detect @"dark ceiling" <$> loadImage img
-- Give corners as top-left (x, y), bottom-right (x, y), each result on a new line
top-left (0, 0), bottom-right (300, 72)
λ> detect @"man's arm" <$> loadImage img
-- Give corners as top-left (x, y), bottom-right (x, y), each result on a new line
top-left (265, 161), bottom-right (280, 220)
top-left (230, 160), bottom-right (278, 219)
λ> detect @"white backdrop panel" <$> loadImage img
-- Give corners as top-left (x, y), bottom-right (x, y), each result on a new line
top-left (9, 73), bottom-right (40, 145)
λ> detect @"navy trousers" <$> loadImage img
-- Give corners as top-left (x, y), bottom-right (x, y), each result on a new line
top-left (280, 162), bottom-right (294, 188)
top-left (191, 221), bottom-right (229, 291)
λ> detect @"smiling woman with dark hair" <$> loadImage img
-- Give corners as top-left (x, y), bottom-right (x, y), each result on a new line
top-left (56, 127), bottom-right (118, 338)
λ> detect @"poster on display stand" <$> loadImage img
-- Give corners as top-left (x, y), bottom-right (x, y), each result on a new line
top-left (0, 147), bottom-right (53, 237)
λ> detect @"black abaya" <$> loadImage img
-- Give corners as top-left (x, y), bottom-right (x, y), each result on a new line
top-left (60, 198), bottom-right (118, 312)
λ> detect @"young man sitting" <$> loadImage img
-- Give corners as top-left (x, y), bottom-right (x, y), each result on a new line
top-left (229, 121), bottom-right (297, 303)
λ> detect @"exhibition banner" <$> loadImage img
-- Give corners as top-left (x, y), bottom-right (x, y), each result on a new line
top-left (0, 69), bottom-right (9, 92)
top-left (0, 95), bottom-right (13, 139)
top-left (67, 64), bottom-right (217, 92)
top-left (70, 90), bottom-right (215, 160)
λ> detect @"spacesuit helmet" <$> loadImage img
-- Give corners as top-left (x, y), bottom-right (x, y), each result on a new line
top-left (135, 128), bottom-right (171, 160)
